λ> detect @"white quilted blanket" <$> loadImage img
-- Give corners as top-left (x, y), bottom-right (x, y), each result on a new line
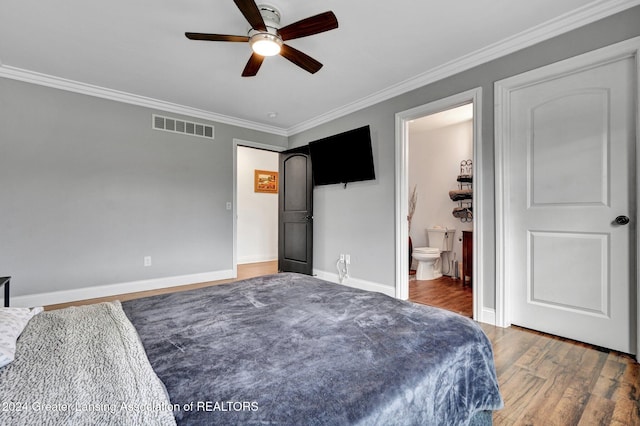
top-left (0, 301), bottom-right (176, 425)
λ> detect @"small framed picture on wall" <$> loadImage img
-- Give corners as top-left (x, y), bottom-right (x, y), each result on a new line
top-left (254, 169), bottom-right (279, 193)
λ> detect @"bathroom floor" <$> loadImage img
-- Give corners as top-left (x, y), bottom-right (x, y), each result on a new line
top-left (409, 275), bottom-right (472, 318)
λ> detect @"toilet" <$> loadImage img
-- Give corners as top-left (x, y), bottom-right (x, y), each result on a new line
top-left (412, 228), bottom-right (455, 280)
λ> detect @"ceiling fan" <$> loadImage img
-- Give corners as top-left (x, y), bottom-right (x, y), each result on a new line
top-left (185, 0), bottom-right (338, 77)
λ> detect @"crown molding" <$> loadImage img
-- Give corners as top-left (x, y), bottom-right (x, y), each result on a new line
top-left (286, 0), bottom-right (640, 135)
top-left (0, 65), bottom-right (289, 137)
top-left (1, 0), bottom-right (637, 138)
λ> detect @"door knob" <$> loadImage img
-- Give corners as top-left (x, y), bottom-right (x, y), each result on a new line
top-left (614, 215), bottom-right (630, 225)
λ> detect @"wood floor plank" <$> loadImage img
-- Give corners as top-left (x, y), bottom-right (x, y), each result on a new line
top-left (578, 394), bottom-right (615, 426)
top-left (619, 360), bottom-right (640, 401)
top-left (522, 338), bottom-right (573, 380)
top-left (513, 332), bottom-right (571, 379)
top-left (486, 324), bottom-right (640, 426)
top-left (495, 366), bottom-right (547, 424)
top-left (492, 328), bottom-right (542, 377)
top-left (546, 381), bottom-right (594, 426)
top-left (592, 354), bottom-right (629, 400)
top-left (610, 397), bottom-right (640, 426)
top-left (408, 275), bottom-right (472, 317)
top-left (513, 356), bottom-right (580, 424)
top-left (514, 340), bottom-right (607, 424)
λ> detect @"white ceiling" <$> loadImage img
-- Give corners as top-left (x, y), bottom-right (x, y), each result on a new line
top-left (410, 104), bottom-right (473, 134)
top-left (0, 0), bottom-right (636, 135)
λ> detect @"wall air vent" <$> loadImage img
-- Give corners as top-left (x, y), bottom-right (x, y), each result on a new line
top-left (152, 114), bottom-right (214, 140)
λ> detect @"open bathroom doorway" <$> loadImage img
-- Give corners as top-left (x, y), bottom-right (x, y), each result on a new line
top-left (395, 88), bottom-right (483, 321)
top-left (408, 103), bottom-right (473, 317)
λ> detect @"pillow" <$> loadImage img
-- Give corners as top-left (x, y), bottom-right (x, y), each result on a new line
top-left (0, 307), bottom-right (43, 368)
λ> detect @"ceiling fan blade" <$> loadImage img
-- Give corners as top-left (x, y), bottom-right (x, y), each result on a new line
top-left (242, 53), bottom-right (265, 77)
top-left (278, 11), bottom-right (338, 41)
top-left (280, 44), bottom-right (323, 74)
top-left (233, 0), bottom-right (267, 31)
top-left (185, 33), bottom-right (249, 42)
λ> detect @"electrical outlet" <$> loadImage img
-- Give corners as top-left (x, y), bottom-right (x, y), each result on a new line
top-left (144, 256), bottom-right (152, 267)
top-left (339, 254), bottom-right (345, 262)
top-left (345, 254), bottom-right (351, 264)
top-left (226, 202), bottom-right (232, 210)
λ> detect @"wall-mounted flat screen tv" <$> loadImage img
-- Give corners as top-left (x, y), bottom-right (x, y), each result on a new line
top-left (308, 125), bottom-right (375, 186)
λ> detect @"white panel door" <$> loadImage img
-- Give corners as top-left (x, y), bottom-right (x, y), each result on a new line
top-left (504, 52), bottom-right (636, 353)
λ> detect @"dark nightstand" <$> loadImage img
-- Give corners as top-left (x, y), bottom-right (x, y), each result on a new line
top-left (1, 276), bottom-right (10, 307)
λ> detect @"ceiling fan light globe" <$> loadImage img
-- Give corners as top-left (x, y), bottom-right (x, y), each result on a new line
top-left (250, 33), bottom-right (282, 56)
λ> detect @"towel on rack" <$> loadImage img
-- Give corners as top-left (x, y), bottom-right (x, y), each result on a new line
top-left (452, 207), bottom-right (473, 219)
top-left (457, 174), bottom-right (473, 183)
top-left (449, 189), bottom-right (473, 201)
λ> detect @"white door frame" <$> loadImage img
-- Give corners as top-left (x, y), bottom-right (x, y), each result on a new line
top-left (232, 139), bottom-right (286, 277)
top-left (494, 36), bottom-right (640, 355)
top-left (395, 87), bottom-right (487, 323)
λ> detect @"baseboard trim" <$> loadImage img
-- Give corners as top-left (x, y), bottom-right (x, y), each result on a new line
top-left (479, 307), bottom-right (497, 326)
top-left (12, 269), bottom-right (235, 308)
top-left (313, 270), bottom-right (395, 297)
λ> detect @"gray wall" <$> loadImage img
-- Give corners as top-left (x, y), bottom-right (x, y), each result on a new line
top-left (2, 6), bottom-right (639, 304)
top-left (0, 78), bottom-right (287, 297)
top-left (289, 6), bottom-right (640, 307)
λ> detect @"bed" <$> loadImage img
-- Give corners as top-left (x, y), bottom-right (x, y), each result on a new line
top-left (1, 272), bottom-right (503, 425)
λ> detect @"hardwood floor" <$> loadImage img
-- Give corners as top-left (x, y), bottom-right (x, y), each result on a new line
top-left (409, 275), bottom-right (473, 317)
top-left (45, 262), bottom-right (638, 425)
top-left (482, 324), bottom-right (639, 425)
top-left (409, 275), bottom-right (638, 425)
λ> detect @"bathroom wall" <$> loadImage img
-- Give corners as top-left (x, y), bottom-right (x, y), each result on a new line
top-left (408, 119), bottom-right (473, 273)
top-left (237, 146), bottom-right (279, 264)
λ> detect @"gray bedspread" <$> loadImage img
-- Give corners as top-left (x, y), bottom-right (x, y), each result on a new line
top-left (0, 302), bottom-right (176, 425)
top-left (122, 273), bottom-right (503, 425)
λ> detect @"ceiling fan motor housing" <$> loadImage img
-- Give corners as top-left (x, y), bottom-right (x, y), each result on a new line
top-left (256, 4), bottom-right (281, 30)
top-left (247, 4), bottom-right (283, 56)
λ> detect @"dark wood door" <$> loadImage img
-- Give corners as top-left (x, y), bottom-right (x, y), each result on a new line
top-left (278, 148), bottom-right (313, 274)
